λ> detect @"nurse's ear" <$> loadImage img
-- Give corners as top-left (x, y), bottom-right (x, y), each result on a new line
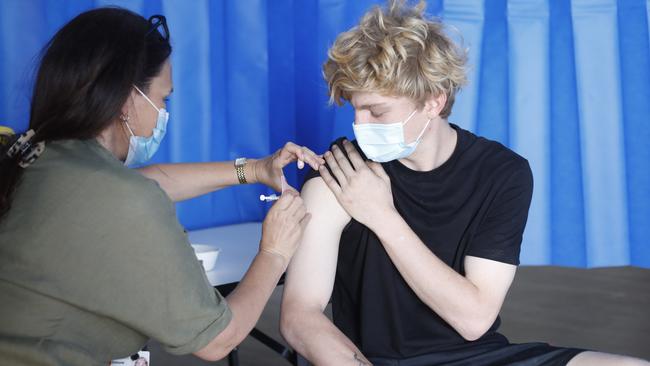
top-left (118, 92), bottom-right (140, 130)
top-left (424, 93), bottom-right (447, 120)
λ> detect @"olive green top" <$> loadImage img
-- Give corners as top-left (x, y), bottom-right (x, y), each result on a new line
top-left (0, 139), bottom-right (232, 365)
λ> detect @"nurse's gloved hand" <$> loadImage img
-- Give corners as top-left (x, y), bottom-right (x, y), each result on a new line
top-left (259, 189), bottom-right (311, 267)
top-left (255, 142), bottom-right (325, 192)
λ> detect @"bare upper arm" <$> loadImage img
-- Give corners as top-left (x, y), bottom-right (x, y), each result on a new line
top-left (282, 177), bottom-right (350, 311)
top-left (464, 255), bottom-right (517, 318)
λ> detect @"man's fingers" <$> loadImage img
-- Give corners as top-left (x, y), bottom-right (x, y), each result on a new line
top-left (318, 165), bottom-right (342, 197)
top-left (367, 161), bottom-right (390, 182)
top-left (331, 144), bottom-right (355, 176)
top-left (324, 151), bottom-right (348, 187)
top-left (342, 139), bottom-right (366, 171)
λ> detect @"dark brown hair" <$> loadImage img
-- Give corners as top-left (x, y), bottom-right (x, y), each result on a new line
top-left (0, 7), bottom-right (171, 219)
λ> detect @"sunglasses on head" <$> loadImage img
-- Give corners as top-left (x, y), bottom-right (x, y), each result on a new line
top-left (145, 15), bottom-right (169, 41)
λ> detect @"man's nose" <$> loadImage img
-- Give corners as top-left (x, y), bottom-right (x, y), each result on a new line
top-left (353, 111), bottom-right (372, 125)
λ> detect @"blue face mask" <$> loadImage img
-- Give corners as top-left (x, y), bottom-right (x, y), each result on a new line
top-left (123, 85), bottom-right (169, 167)
top-left (352, 110), bottom-right (431, 163)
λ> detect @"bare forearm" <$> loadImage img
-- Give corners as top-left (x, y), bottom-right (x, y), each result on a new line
top-left (282, 309), bottom-right (371, 366)
top-left (372, 213), bottom-right (489, 338)
top-left (227, 250), bottom-right (286, 337)
top-left (196, 250), bottom-right (285, 360)
top-left (138, 160), bottom-right (258, 202)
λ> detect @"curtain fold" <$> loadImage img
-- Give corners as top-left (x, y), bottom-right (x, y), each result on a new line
top-left (549, 0), bottom-right (587, 266)
top-left (508, 0), bottom-right (551, 265)
top-left (572, 0), bottom-right (630, 266)
top-left (0, 0), bottom-right (648, 267)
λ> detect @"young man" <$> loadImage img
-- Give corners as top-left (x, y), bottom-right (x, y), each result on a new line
top-left (280, 1), bottom-right (649, 365)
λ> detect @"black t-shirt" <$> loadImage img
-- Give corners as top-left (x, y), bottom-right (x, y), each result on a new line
top-left (303, 124), bottom-right (534, 359)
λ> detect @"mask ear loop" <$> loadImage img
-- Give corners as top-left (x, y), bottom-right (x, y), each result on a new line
top-left (401, 110), bottom-right (418, 126)
top-left (402, 109), bottom-right (430, 144)
top-left (133, 85), bottom-right (161, 112)
top-left (412, 118), bottom-right (432, 143)
top-left (120, 114), bottom-right (135, 137)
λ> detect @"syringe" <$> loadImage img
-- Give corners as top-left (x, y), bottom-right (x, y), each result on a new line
top-left (259, 194), bottom-right (279, 202)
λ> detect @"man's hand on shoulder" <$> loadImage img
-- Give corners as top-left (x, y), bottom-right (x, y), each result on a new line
top-left (319, 139), bottom-right (397, 231)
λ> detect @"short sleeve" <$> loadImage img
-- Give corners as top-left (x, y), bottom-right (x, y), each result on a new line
top-left (52, 174), bottom-right (232, 355)
top-left (466, 161), bottom-right (534, 265)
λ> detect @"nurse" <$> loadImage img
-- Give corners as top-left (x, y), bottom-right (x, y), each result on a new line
top-left (0, 8), bottom-right (321, 365)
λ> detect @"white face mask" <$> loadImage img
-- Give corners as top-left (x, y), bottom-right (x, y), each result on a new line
top-left (352, 110), bottom-right (431, 163)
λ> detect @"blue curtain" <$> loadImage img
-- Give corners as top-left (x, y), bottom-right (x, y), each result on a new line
top-left (0, 0), bottom-right (648, 268)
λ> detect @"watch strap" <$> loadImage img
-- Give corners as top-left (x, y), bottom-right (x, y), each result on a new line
top-left (235, 157), bottom-right (247, 184)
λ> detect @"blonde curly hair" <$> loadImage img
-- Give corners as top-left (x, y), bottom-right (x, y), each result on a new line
top-left (323, 0), bottom-right (467, 118)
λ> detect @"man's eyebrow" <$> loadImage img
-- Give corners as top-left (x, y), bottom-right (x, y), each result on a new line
top-left (356, 102), bottom-right (388, 110)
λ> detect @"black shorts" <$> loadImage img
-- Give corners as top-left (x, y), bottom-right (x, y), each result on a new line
top-left (368, 342), bottom-right (585, 366)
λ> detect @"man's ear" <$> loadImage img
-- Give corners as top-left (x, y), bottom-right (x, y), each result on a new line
top-left (424, 93), bottom-right (447, 119)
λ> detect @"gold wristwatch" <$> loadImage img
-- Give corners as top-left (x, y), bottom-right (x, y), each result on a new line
top-left (234, 157), bottom-right (248, 184)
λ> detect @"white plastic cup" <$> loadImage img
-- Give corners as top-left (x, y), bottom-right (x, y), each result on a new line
top-left (191, 244), bottom-right (220, 272)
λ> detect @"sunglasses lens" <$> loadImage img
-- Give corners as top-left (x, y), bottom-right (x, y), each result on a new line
top-left (147, 15), bottom-right (169, 41)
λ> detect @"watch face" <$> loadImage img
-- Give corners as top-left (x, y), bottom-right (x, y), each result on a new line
top-left (235, 157), bottom-right (247, 166)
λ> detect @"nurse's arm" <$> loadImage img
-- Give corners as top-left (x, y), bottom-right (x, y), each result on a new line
top-left (138, 143), bottom-right (324, 202)
top-left (193, 190), bottom-right (309, 361)
top-left (138, 160), bottom-right (259, 202)
top-left (193, 246), bottom-right (286, 361)
top-left (280, 178), bottom-right (371, 365)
